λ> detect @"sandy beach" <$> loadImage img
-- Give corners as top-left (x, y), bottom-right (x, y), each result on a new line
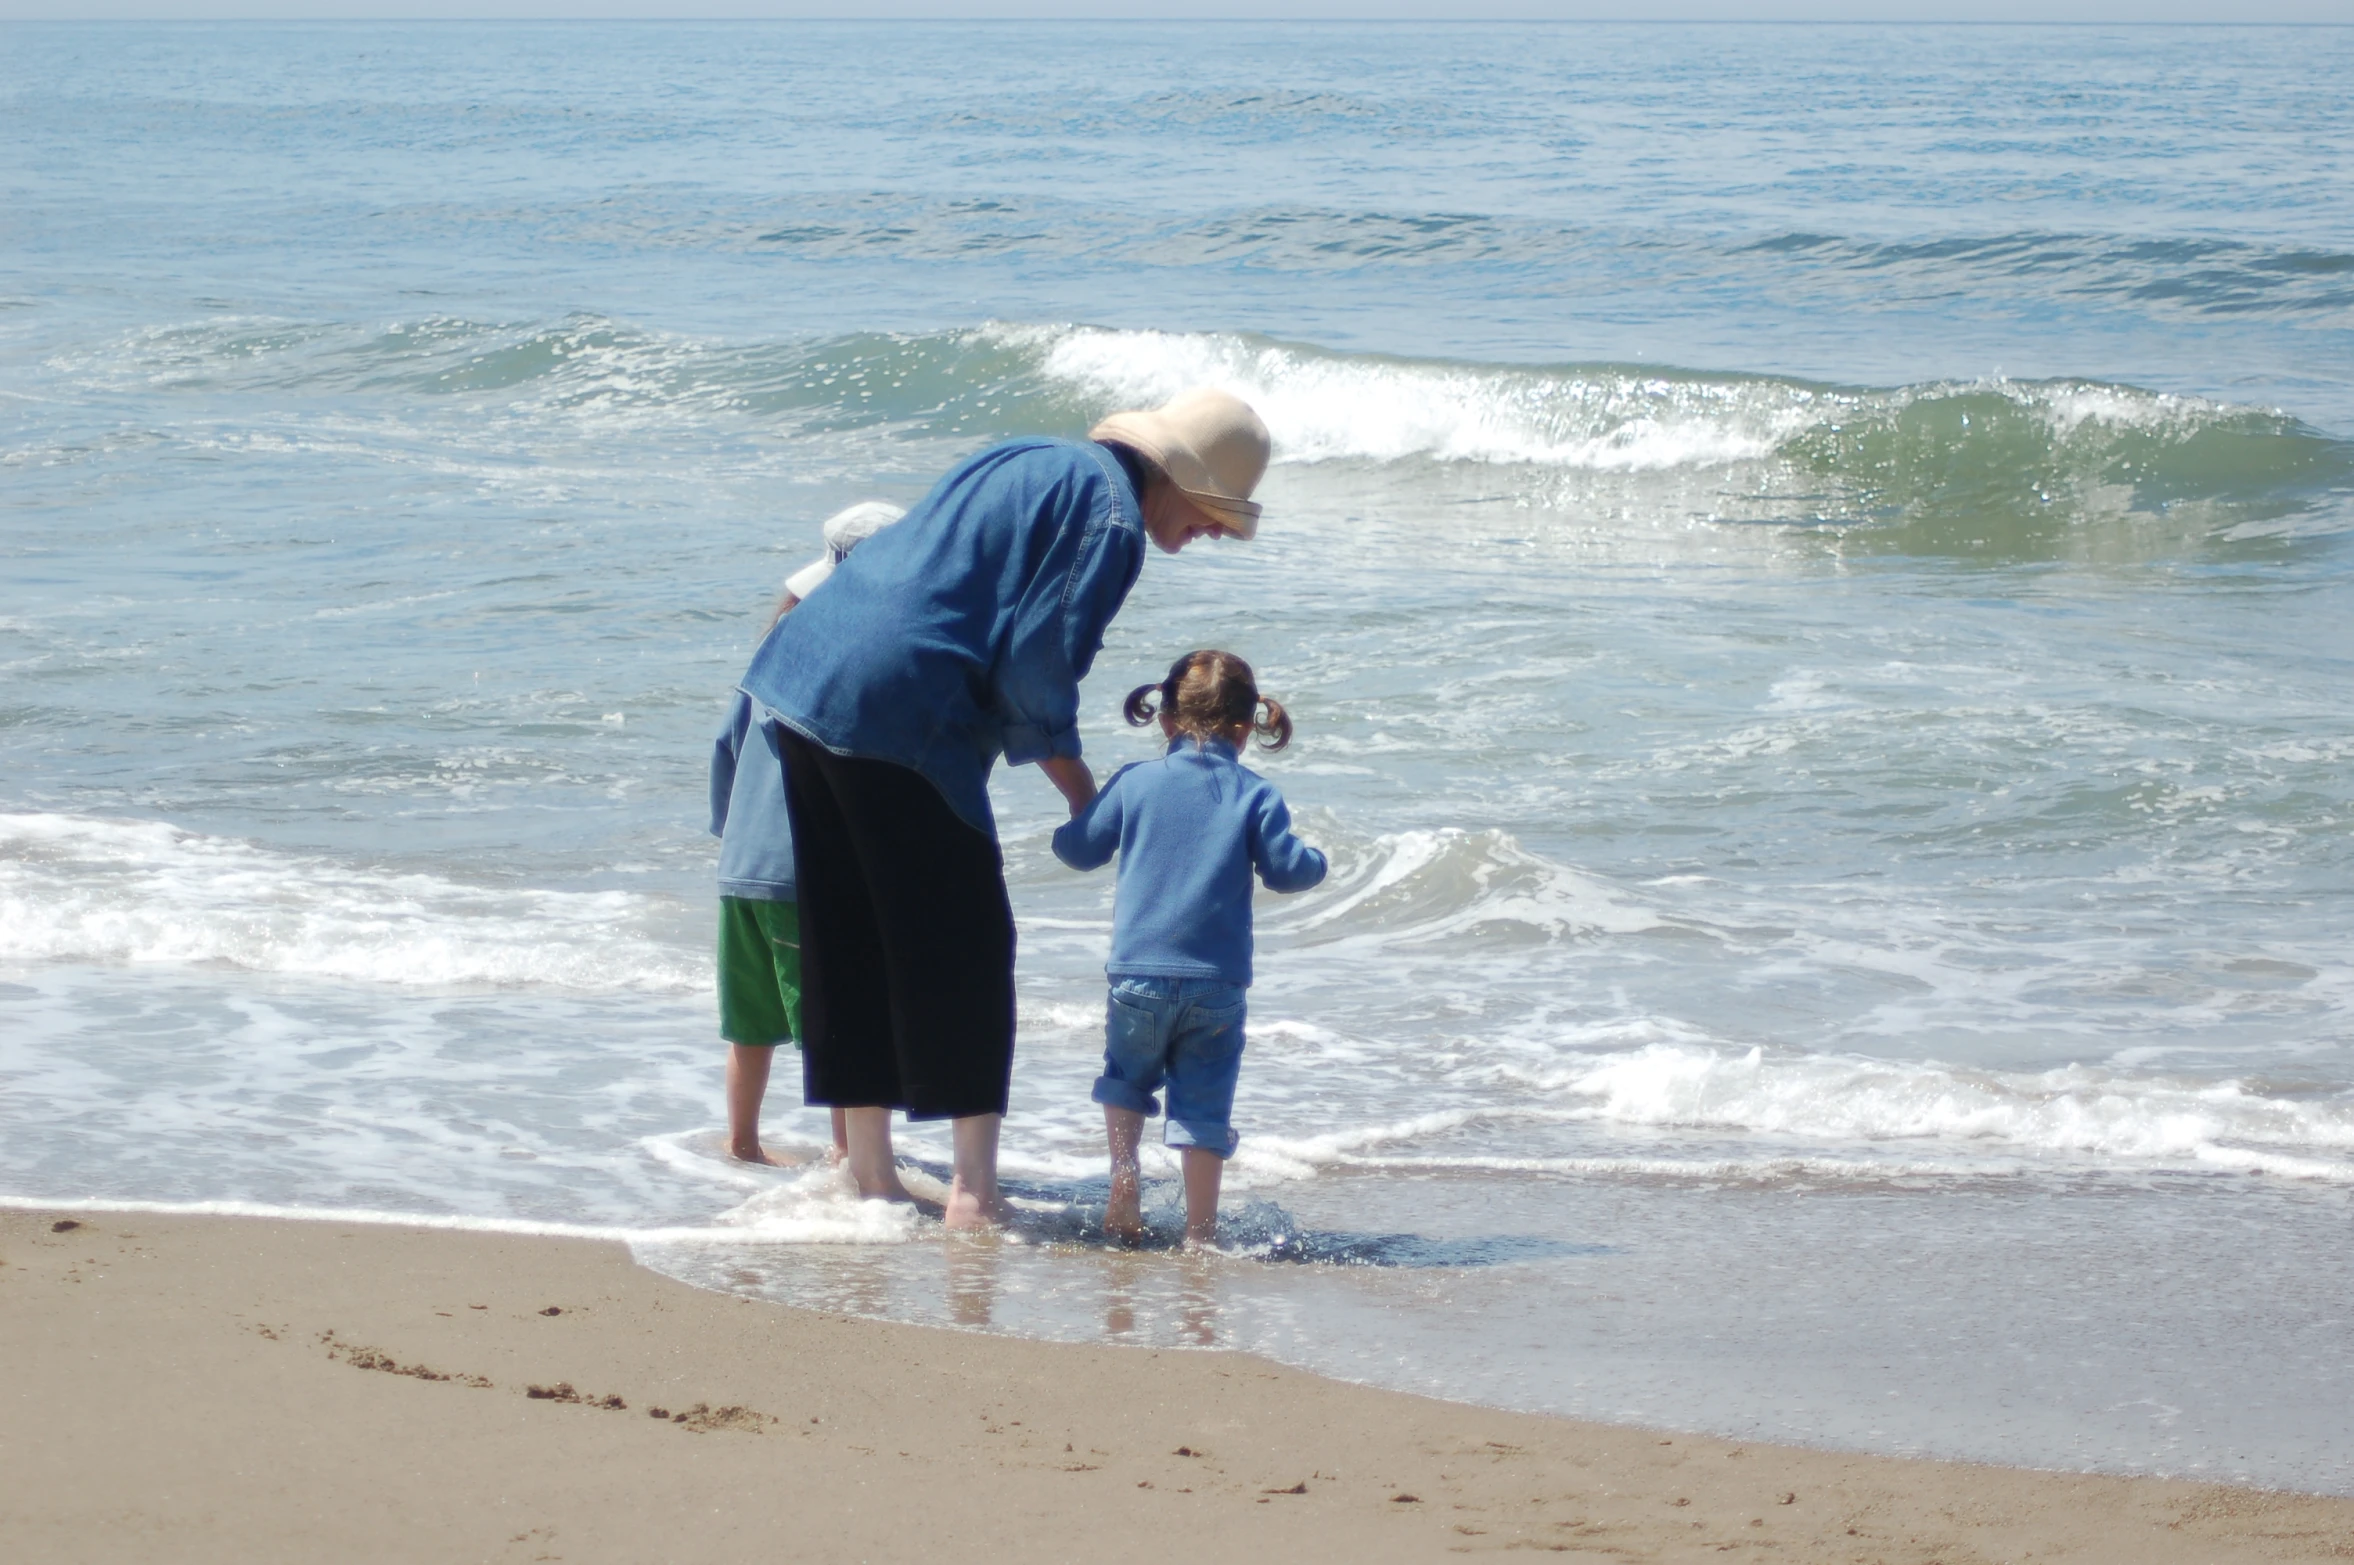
top-left (2, 1207), bottom-right (2348, 1563)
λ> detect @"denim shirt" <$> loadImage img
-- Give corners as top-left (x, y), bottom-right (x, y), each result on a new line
top-left (1052, 735), bottom-right (1328, 986)
top-left (739, 438), bottom-right (1148, 838)
top-left (708, 687), bottom-right (796, 901)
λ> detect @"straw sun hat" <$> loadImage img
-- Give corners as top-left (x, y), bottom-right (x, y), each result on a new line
top-left (1089, 387), bottom-right (1271, 541)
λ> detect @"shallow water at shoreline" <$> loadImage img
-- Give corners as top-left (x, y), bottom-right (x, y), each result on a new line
top-left (6, 19), bottom-right (2354, 1494)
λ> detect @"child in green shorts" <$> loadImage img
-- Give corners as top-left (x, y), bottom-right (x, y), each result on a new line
top-left (707, 501), bottom-right (902, 1164)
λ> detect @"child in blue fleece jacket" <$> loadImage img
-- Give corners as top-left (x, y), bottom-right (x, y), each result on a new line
top-left (1051, 650), bottom-right (1327, 1246)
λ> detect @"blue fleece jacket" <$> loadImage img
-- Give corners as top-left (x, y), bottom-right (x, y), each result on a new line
top-left (1051, 735), bottom-right (1327, 986)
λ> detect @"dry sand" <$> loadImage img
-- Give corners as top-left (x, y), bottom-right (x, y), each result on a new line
top-left (4, 1207), bottom-right (2349, 1564)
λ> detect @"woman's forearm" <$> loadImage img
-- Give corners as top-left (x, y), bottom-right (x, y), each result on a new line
top-left (1038, 754), bottom-right (1097, 816)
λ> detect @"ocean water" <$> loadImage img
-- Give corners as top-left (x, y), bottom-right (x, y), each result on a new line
top-left (6, 19), bottom-right (2354, 1493)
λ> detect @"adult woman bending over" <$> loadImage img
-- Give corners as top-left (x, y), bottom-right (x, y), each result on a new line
top-left (737, 388), bottom-right (1272, 1229)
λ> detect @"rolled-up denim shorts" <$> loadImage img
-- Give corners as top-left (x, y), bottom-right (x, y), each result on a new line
top-left (1089, 975), bottom-right (1247, 1158)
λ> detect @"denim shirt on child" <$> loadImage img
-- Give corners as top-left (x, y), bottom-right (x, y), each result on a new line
top-left (1051, 735), bottom-right (1328, 986)
top-left (738, 438), bottom-right (1148, 839)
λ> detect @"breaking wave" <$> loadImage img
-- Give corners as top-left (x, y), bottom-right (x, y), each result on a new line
top-left (55, 316), bottom-right (2352, 546)
top-left (1263, 826), bottom-right (1667, 949)
top-left (0, 812), bottom-right (702, 993)
top-left (1235, 1045), bottom-right (2354, 1186)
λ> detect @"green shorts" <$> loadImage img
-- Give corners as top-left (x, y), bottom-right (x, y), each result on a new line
top-left (717, 896), bottom-right (802, 1047)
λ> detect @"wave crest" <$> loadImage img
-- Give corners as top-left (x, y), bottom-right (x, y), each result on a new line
top-left (0, 813), bottom-right (702, 993)
top-left (1267, 827), bottom-right (1664, 950)
top-left (60, 316), bottom-right (2351, 546)
top-left (1526, 1044), bottom-right (2354, 1179)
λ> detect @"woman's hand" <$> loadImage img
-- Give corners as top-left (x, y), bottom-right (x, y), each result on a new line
top-left (1038, 754), bottom-right (1097, 816)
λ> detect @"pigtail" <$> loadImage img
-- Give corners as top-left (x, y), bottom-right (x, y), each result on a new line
top-left (1132, 650), bottom-right (1298, 751)
top-left (1253, 696), bottom-right (1294, 752)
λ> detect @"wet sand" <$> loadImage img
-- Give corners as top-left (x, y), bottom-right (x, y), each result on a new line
top-left (4, 1207), bottom-right (2349, 1564)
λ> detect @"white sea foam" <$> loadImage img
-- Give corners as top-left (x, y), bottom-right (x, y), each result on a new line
top-left (0, 1186), bottom-right (923, 1247)
top-left (2041, 381), bottom-right (2228, 437)
top-left (999, 323), bottom-right (2268, 479)
top-left (1202, 1045), bottom-right (2354, 1187)
top-left (1238, 1107), bottom-right (1499, 1181)
top-left (1016, 323), bottom-right (1809, 470)
top-left (0, 812), bottom-right (702, 993)
top-left (1488, 1043), bottom-right (2354, 1180)
top-left (1301, 1151), bottom-right (1989, 1184)
top-left (1266, 827), bottom-right (1667, 947)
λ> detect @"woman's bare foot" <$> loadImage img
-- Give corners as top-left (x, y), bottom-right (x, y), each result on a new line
top-left (943, 1179), bottom-right (1010, 1231)
top-left (841, 1107), bottom-right (918, 1202)
top-left (857, 1170), bottom-right (919, 1203)
top-left (944, 1113), bottom-right (1008, 1231)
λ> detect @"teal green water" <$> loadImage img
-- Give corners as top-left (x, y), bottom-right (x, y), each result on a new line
top-left (4, 21), bottom-right (2353, 1491)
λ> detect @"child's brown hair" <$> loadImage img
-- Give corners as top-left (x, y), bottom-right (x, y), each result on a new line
top-left (1123, 650), bottom-right (1294, 751)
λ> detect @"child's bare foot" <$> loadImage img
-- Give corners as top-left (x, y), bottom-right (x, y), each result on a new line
top-left (729, 1141), bottom-right (787, 1166)
top-left (1104, 1165), bottom-right (1143, 1243)
top-left (1102, 1103), bottom-right (1147, 1242)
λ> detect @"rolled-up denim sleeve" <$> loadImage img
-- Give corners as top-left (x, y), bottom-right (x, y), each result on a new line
top-left (1251, 789), bottom-right (1329, 893)
top-left (996, 504), bottom-right (1145, 767)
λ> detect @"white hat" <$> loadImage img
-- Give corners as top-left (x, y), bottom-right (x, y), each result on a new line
top-left (784, 500), bottom-right (906, 600)
top-left (1089, 387), bottom-right (1271, 540)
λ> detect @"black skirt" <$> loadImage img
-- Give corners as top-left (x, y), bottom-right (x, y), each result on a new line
top-left (777, 728), bottom-right (1017, 1120)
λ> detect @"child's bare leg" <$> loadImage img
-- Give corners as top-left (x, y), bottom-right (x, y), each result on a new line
top-left (829, 1106), bottom-right (849, 1164)
top-left (1181, 1147), bottom-right (1225, 1248)
top-left (944, 1112), bottom-right (1009, 1231)
top-left (726, 1044), bottom-right (782, 1165)
top-left (1103, 1106), bottom-right (1145, 1241)
top-left (842, 1106), bottom-right (915, 1202)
